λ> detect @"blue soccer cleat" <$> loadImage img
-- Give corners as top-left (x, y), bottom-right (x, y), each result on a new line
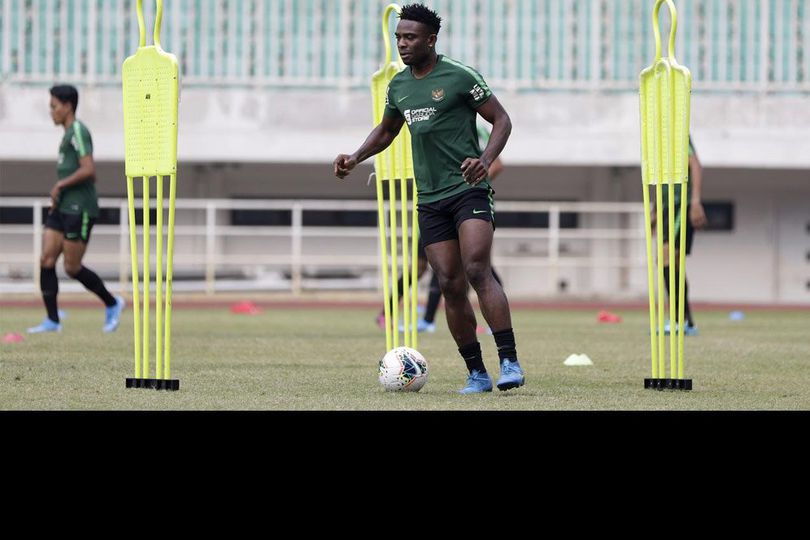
top-left (459, 369), bottom-right (493, 394)
top-left (663, 321), bottom-right (698, 336)
top-left (103, 295), bottom-right (126, 333)
top-left (399, 318), bottom-right (437, 333)
top-left (496, 359), bottom-right (525, 391)
top-left (27, 317), bottom-right (62, 334)
top-left (416, 319), bottom-right (436, 333)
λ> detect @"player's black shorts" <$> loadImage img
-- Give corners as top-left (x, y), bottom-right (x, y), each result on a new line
top-left (660, 204), bottom-right (694, 255)
top-left (417, 187), bottom-right (494, 247)
top-left (45, 210), bottom-right (96, 243)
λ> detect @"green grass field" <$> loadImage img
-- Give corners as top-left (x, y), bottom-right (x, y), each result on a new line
top-left (1, 304), bottom-right (808, 410)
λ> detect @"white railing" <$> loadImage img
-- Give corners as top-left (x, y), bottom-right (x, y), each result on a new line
top-left (1, 0), bottom-right (808, 93)
top-left (0, 196), bottom-right (647, 296)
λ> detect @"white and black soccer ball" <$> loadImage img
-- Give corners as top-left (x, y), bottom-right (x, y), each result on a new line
top-left (378, 347), bottom-right (428, 392)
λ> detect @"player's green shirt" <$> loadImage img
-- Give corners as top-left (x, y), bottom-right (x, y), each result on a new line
top-left (57, 120), bottom-right (99, 217)
top-left (661, 137), bottom-right (695, 208)
top-left (384, 55), bottom-right (493, 204)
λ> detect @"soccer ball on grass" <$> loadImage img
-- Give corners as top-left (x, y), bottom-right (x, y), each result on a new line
top-left (378, 347), bottom-right (428, 392)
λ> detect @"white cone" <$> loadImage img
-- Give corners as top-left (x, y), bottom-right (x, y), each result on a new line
top-left (564, 353), bottom-right (593, 366)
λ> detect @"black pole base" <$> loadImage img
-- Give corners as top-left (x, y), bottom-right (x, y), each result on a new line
top-left (644, 378), bottom-right (692, 391)
top-left (126, 378), bottom-right (180, 391)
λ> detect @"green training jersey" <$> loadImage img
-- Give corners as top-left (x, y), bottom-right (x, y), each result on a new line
top-left (57, 120), bottom-right (99, 217)
top-left (384, 55), bottom-right (493, 204)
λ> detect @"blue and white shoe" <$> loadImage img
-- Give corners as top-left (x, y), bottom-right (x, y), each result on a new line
top-left (459, 369), bottom-right (493, 394)
top-left (27, 317), bottom-right (62, 334)
top-left (496, 359), bottom-right (525, 391)
top-left (398, 318), bottom-right (437, 333)
top-left (663, 321), bottom-right (698, 336)
top-left (103, 295), bottom-right (126, 333)
top-left (417, 319), bottom-right (436, 333)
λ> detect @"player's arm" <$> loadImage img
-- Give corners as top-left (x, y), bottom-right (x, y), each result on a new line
top-left (334, 114), bottom-right (405, 179)
top-left (688, 151), bottom-right (707, 229)
top-left (488, 157), bottom-right (504, 180)
top-left (50, 155), bottom-right (96, 207)
top-left (462, 95), bottom-right (511, 185)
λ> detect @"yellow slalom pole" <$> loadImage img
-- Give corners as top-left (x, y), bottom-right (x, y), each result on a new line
top-left (640, 0), bottom-right (691, 389)
top-left (667, 178), bottom-right (676, 380)
top-left (123, 0), bottom-right (179, 389)
top-left (389, 179), bottom-right (399, 349)
top-left (126, 176), bottom-right (142, 379)
top-left (677, 183), bottom-right (688, 379)
top-left (642, 184), bottom-right (658, 378)
top-left (376, 176), bottom-right (392, 352)
top-left (400, 176), bottom-right (411, 348)
top-left (142, 177), bottom-right (150, 379)
top-left (165, 173), bottom-right (176, 379)
top-left (410, 183), bottom-right (419, 350)
top-left (156, 175), bottom-right (163, 379)
top-left (655, 187), bottom-right (665, 378)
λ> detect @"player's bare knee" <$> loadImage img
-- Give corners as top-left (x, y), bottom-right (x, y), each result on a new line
top-left (40, 254), bottom-right (57, 267)
top-left (64, 261), bottom-right (82, 278)
top-left (464, 261), bottom-right (490, 290)
top-left (439, 274), bottom-right (466, 301)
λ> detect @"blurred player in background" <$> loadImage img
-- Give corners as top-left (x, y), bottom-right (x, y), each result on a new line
top-left (655, 135), bottom-right (707, 336)
top-left (27, 85), bottom-right (125, 334)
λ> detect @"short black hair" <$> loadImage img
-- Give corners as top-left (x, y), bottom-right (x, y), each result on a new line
top-left (399, 3), bottom-right (441, 34)
top-left (50, 85), bottom-right (79, 113)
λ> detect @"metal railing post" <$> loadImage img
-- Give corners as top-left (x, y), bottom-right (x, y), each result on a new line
top-left (205, 202), bottom-right (216, 295)
top-left (291, 202), bottom-right (303, 295)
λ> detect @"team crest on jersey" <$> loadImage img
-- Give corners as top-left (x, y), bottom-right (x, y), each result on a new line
top-left (431, 88), bottom-right (445, 102)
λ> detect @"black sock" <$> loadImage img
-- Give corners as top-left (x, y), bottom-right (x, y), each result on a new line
top-left (458, 342), bottom-right (486, 374)
top-left (423, 273), bottom-right (441, 323)
top-left (663, 267), bottom-right (695, 327)
top-left (683, 278), bottom-right (694, 326)
top-left (492, 328), bottom-right (517, 363)
top-left (74, 266), bottom-right (116, 307)
top-left (388, 275), bottom-right (406, 313)
top-left (40, 267), bottom-right (59, 322)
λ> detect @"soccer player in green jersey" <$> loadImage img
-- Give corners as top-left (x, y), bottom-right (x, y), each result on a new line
top-left (335, 3), bottom-right (524, 393)
top-left (655, 136), bottom-right (707, 336)
top-left (27, 85), bottom-right (125, 334)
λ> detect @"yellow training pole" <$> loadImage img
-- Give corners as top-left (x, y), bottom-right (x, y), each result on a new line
top-left (639, 0), bottom-right (692, 390)
top-left (142, 177), bottom-right (150, 379)
top-left (156, 174), bottom-right (163, 379)
top-left (677, 182), bottom-right (688, 379)
top-left (165, 174), bottom-right (176, 378)
top-left (376, 177), bottom-right (393, 352)
top-left (126, 176), bottom-right (142, 379)
top-left (371, 3), bottom-right (418, 354)
top-left (389, 176), bottom-right (399, 349)
top-left (410, 184), bottom-right (419, 350)
top-left (400, 176), bottom-right (411, 348)
top-left (667, 176), bottom-right (676, 379)
top-left (123, 0), bottom-right (180, 389)
top-left (641, 183), bottom-right (658, 379)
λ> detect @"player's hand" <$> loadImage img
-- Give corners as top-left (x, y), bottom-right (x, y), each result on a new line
top-left (49, 183), bottom-right (61, 210)
top-left (690, 201), bottom-right (708, 229)
top-left (334, 154), bottom-right (357, 179)
top-left (461, 157), bottom-right (489, 185)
